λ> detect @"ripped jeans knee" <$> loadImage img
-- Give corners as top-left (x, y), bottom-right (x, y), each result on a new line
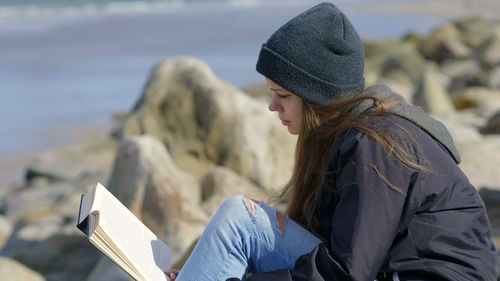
top-left (241, 196), bottom-right (287, 234)
top-left (242, 196), bottom-right (260, 219)
top-left (216, 195), bottom-right (288, 235)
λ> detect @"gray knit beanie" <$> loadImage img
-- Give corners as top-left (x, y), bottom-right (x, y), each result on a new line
top-left (256, 2), bottom-right (365, 105)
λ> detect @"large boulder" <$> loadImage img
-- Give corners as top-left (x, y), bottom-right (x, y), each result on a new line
top-left (458, 136), bottom-right (500, 191)
top-left (85, 256), bottom-right (133, 281)
top-left (107, 135), bottom-right (208, 262)
top-left (242, 84), bottom-right (273, 104)
top-left (452, 87), bottom-right (500, 116)
top-left (413, 62), bottom-right (456, 115)
top-left (419, 23), bottom-right (471, 62)
top-left (200, 167), bottom-right (271, 217)
top-left (434, 110), bottom-right (484, 145)
top-left (364, 40), bottom-right (429, 103)
top-left (375, 78), bottom-right (414, 104)
top-left (440, 59), bottom-right (481, 92)
top-left (481, 111), bottom-right (500, 134)
top-left (0, 257), bottom-right (46, 281)
top-left (455, 16), bottom-right (495, 49)
top-left (1, 182), bottom-right (76, 226)
top-left (380, 43), bottom-right (426, 86)
top-left (476, 27), bottom-right (500, 68)
top-left (121, 57), bottom-right (296, 191)
top-left (0, 215), bottom-right (12, 249)
top-left (365, 40), bottom-right (426, 85)
top-left (24, 138), bottom-right (117, 184)
top-left (1, 233), bottom-right (100, 281)
top-left (485, 65), bottom-right (500, 89)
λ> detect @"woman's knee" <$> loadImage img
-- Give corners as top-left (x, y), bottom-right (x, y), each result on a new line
top-left (217, 196), bottom-right (286, 232)
top-left (217, 195), bottom-right (261, 222)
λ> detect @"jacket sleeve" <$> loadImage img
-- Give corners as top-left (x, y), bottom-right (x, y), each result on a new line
top-left (241, 129), bottom-right (414, 281)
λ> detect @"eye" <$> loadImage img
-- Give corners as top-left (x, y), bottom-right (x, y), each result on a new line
top-left (278, 94), bottom-right (289, 99)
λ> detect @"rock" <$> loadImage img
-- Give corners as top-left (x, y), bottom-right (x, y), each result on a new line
top-left (452, 87), bottom-right (500, 116)
top-left (480, 187), bottom-right (500, 206)
top-left (481, 111), bottom-right (500, 134)
top-left (419, 23), bottom-right (471, 62)
top-left (1, 233), bottom-right (100, 281)
top-left (200, 167), bottom-right (270, 217)
top-left (365, 40), bottom-right (429, 102)
top-left (376, 78), bottom-right (414, 103)
top-left (110, 112), bottom-right (129, 140)
top-left (15, 215), bottom-right (63, 242)
top-left (0, 215), bottom-right (12, 249)
top-left (433, 110), bottom-right (484, 144)
top-left (457, 136), bottom-right (500, 190)
top-left (0, 257), bottom-right (46, 281)
top-left (365, 40), bottom-right (426, 86)
top-left (413, 62), bottom-right (456, 115)
top-left (363, 39), bottom-right (390, 59)
top-left (241, 84), bottom-right (272, 104)
top-left (479, 188), bottom-right (500, 242)
top-left (25, 154), bottom-right (82, 183)
top-left (486, 66), bottom-right (500, 89)
top-left (402, 32), bottom-right (425, 46)
top-left (455, 16), bottom-right (495, 49)
top-left (477, 27), bottom-right (500, 68)
top-left (440, 59), bottom-right (481, 92)
top-left (121, 57), bottom-right (296, 190)
top-left (364, 60), bottom-right (379, 87)
top-left (2, 182), bottom-right (74, 225)
top-left (381, 44), bottom-right (426, 85)
top-left (25, 138), bottom-right (117, 183)
top-left (172, 237), bottom-right (198, 270)
top-left (86, 256), bottom-right (133, 281)
top-left (107, 135), bottom-right (208, 263)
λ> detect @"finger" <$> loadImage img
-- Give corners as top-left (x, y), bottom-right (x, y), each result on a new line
top-left (170, 273), bottom-right (176, 281)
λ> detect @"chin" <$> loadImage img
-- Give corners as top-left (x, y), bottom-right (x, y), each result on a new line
top-left (287, 127), bottom-right (300, 135)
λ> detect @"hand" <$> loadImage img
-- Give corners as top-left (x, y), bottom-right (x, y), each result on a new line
top-left (164, 269), bottom-right (180, 281)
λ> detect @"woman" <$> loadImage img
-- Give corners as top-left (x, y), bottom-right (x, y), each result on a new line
top-left (166, 2), bottom-right (497, 280)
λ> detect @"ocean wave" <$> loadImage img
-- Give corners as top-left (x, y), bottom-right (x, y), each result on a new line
top-left (0, 0), bottom-right (334, 21)
top-left (0, 1), bottom-right (186, 22)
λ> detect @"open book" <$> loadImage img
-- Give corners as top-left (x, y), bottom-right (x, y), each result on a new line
top-left (77, 182), bottom-right (171, 281)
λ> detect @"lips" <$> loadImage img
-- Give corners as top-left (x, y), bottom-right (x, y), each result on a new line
top-left (281, 119), bottom-right (290, 126)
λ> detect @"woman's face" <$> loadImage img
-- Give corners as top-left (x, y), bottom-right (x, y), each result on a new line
top-left (266, 78), bottom-right (303, 135)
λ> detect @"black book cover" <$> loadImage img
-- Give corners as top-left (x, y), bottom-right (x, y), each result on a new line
top-left (76, 194), bottom-right (90, 236)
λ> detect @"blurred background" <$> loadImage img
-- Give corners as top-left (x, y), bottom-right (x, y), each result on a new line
top-left (0, 0), bottom-right (481, 184)
top-left (1, 0), bottom-right (500, 280)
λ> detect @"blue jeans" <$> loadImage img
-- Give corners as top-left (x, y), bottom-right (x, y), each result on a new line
top-left (175, 195), bottom-right (323, 281)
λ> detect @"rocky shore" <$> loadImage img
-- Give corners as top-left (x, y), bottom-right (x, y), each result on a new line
top-left (2, 15), bottom-right (500, 280)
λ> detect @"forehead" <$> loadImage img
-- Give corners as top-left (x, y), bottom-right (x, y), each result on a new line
top-left (265, 78), bottom-right (284, 90)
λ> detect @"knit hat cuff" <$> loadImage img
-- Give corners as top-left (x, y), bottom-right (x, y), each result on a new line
top-left (256, 44), bottom-right (365, 105)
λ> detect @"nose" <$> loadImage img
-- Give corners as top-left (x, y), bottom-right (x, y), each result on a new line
top-left (268, 94), bottom-right (282, 112)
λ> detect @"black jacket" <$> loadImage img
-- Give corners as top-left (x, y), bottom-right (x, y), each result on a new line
top-left (230, 113), bottom-right (497, 281)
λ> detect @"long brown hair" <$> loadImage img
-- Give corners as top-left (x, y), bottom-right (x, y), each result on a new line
top-left (281, 93), bottom-right (429, 230)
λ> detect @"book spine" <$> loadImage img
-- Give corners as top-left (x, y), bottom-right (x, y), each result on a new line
top-left (76, 194), bottom-right (90, 236)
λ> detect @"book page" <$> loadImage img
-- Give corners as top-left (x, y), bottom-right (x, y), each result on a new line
top-left (92, 183), bottom-right (171, 281)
